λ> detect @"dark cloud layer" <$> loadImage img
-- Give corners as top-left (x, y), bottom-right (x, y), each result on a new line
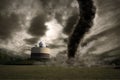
top-left (24, 37), bottom-right (39, 45)
top-left (55, 13), bottom-right (63, 25)
top-left (0, 0), bottom-right (20, 41)
top-left (28, 14), bottom-right (47, 37)
top-left (40, 0), bottom-right (72, 9)
top-left (0, 13), bottom-right (19, 41)
top-left (40, 0), bottom-right (79, 25)
top-left (0, 0), bottom-right (10, 10)
top-left (49, 44), bottom-right (63, 48)
top-left (26, 14), bottom-right (47, 44)
top-left (63, 14), bottom-right (79, 35)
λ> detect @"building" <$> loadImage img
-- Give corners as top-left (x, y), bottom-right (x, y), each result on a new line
top-left (31, 41), bottom-right (50, 61)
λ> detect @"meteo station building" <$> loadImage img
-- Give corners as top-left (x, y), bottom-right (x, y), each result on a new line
top-left (31, 41), bottom-right (50, 61)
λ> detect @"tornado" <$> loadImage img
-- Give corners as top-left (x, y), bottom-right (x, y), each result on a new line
top-left (68, 0), bottom-right (96, 58)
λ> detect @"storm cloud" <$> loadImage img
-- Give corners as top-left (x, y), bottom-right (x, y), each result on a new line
top-left (0, 13), bottom-right (19, 41)
top-left (24, 37), bottom-right (39, 45)
top-left (63, 13), bottom-right (79, 35)
top-left (28, 14), bottom-right (47, 37)
top-left (0, 0), bottom-right (79, 55)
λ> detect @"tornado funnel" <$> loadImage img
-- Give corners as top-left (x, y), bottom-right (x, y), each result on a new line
top-left (68, 0), bottom-right (96, 58)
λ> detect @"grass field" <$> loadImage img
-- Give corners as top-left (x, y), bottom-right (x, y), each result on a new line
top-left (0, 65), bottom-right (120, 80)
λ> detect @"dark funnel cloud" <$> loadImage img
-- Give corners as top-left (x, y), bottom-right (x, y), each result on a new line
top-left (68, 0), bottom-right (96, 58)
top-left (0, 13), bottom-right (19, 41)
top-left (78, 0), bottom-right (120, 66)
top-left (27, 14), bottom-right (47, 40)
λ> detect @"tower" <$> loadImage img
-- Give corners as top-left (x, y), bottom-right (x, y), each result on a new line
top-left (31, 41), bottom-right (50, 61)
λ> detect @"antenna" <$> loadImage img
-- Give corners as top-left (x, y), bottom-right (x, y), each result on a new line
top-left (39, 41), bottom-right (46, 47)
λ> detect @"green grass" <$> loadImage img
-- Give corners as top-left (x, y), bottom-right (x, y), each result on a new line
top-left (0, 65), bottom-right (120, 80)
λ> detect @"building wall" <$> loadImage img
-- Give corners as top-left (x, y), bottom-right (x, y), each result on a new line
top-left (31, 47), bottom-right (50, 60)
